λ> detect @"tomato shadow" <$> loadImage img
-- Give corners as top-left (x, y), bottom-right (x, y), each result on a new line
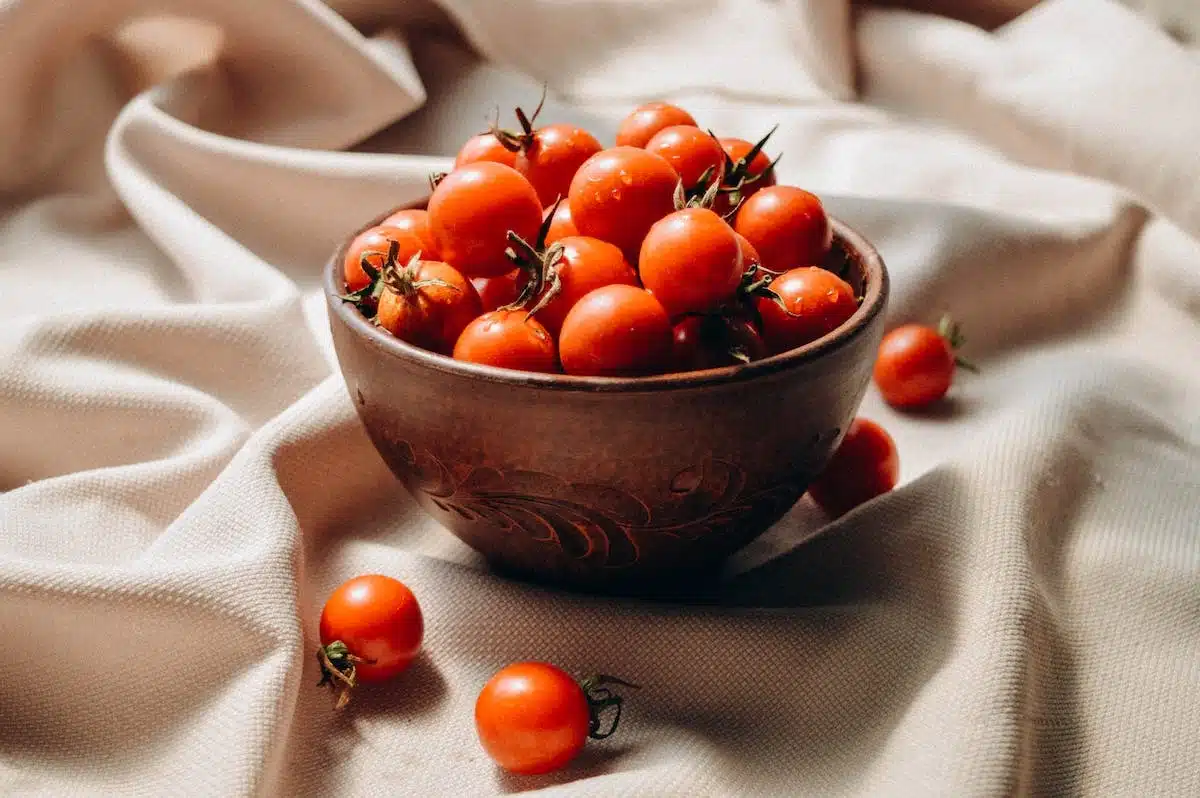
top-left (343, 653), bottom-right (449, 720)
top-left (491, 741), bottom-right (644, 794)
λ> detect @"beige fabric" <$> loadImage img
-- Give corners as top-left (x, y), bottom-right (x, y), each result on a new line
top-left (2, 0), bottom-right (1198, 795)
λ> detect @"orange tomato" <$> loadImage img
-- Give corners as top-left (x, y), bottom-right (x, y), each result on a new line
top-left (756, 267), bottom-right (857, 354)
top-left (318, 575), bottom-right (424, 690)
top-left (559, 285), bottom-right (672, 377)
top-left (874, 323), bottom-right (959, 409)
top-left (515, 123), bottom-right (603, 208)
top-left (713, 136), bottom-right (777, 214)
top-left (615, 101), bottom-right (697, 148)
top-left (734, 186), bottom-right (832, 274)
top-left (567, 146), bottom-right (678, 263)
top-left (455, 133), bottom-right (517, 169)
top-left (543, 200), bottom-right (579, 246)
top-left (524, 235), bottom-right (638, 337)
top-left (452, 310), bottom-right (558, 373)
top-left (645, 125), bottom-right (726, 192)
top-left (475, 662), bottom-right (591, 775)
top-left (343, 226), bottom-right (425, 293)
top-left (379, 209), bottom-right (439, 261)
top-left (807, 418), bottom-right (899, 516)
top-left (376, 259), bottom-right (482, 354)
top-left (472, 271), bottom-right (521, 313)
top-left (639, 208), bottom-right (743, 317)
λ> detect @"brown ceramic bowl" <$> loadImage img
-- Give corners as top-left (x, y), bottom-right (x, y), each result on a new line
top-left (325, 203), bottom-right (888, 595)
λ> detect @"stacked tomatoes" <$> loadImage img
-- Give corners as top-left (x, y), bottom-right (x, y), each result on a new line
top-left (340, 97), bottom-right (859, 376)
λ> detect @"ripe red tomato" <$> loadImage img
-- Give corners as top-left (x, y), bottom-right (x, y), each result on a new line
top-left (671, 314), bottom-right (767, 372)
top-left (428, 162), bottom-right (543, 278)
top-left (807, 418), bottom-right (899, 517)
top-left (513, 123), bottom-right (603, 208)
top-left (379, 209), bottom-right (439, 261)
top-left (615, 101), bottom-right (697, 148)
top-left (475, 662), bottom-right (591, 775)
top-left (318, 575), bottom-right (424, 706)
top-left (472, 271), bottom-right (521, 313)
top-left (453, 310), bottom-right (558, 373)
top-left (343, 226), bottom-right (425, 293)
top-left (639, 208), bottom-right (743, 317)
top-left (455, 133), bottom-right (517, 169)
top-left (756, 267), bottom-right (857, 353)
top-left (523, 235), bottom-right (637, 337)
top-left (645, 126), bottom-right (726, 192)
top-left (734, 186), bottom-right (832, 274)
top-left (568, 147), bottom-right (679, 263)
top-left (376, 259), bottom-right (482, 354)
top-left (874, 323), bottom-right (959, 409)
top-left (543, 200), bottom-right (579, 246)
top-left (713, 136), bottom-right (777, 214)
top-left (559, 285), bottom-right (672, 376)
top-left (734, 231), bottom-right (762, 273)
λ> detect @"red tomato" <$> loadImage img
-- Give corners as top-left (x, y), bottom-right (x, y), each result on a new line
top-left (318, 575), bottom-right (424, 706)
top-left (453, 310), bottom-right (558, 373)
top-left (671, 314), bottom-right (767, 372)
top-left (475, 662), bottom-right (591, 775)
top-left (455, 133), bottom-right (517, 169)
top-left (523, 236), bottom-right (638, 337)
top-left (568, 146), bottom-right (679, 263)
top-left (639, 208), bottom-right (743, 317)
top-left (379, 209), bottom-right (439, 261)
top-left (874, 323), bottom-right (959, 409)
top-left (645, 125), bottom-right (726, 192)
top-left (343, 226), bottom-right (425, 293)
top-left (472, 271), bottom-right (521, 313)
top-left (756, 267), bottom-right (857, 353)
top-left (807, 418), bottom-right (899, 517)
top-left (734, 186), bottom-right (832, 274)
top-left (734, 231), bottom-right (762, 273)
top-left (428, 162), bottom-right (543, 278)
top-left (543, 200), bottom-right (579, 246)
top-left (615, 101), bottom-right (697, 148)
top-left (376, 259), bottom-right (482, 354)
top-left (713, 136), bottom-right (777, 214)
top-left (559, 285), bottom-right (672, 376)
top-left (514, 123), bottom-right (603, 208)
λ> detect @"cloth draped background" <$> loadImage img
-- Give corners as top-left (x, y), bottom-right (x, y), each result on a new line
top-left (1, 0), bottom-right (1197, 795)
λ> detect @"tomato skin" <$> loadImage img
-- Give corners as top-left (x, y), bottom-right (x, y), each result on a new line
top-left (543, 201), bottom-right (579, 247)
top-left (523, 236), bottom-right (637, 337)
top-left (343, 226), bottom-right (425, 293)
top-left (559, 285), bottom-right (672, 377)
top-left (379, 209), bottom-right (439, 261)
top-left (713, 137), bottom-right (777, 215)
top-left (671, 314), bottom-right (766, 372)
top-left (734, 186), bottom-right (832, 274)
top-left (874, 324), bottom-right (956, 408)
top-left (756, 267), bottom-right (857, 354)
top-left (453, 310), bottom-right (558, 373)
top-left (429, 162), bottom-right (543, 278)
top-left (645, 126), bottom-right (726, 191)
top-left (639, 208), bottom-right (743, 317)
top-left (807, 418), bottom-right (899, 516)
top-left (376, 260), bottom-right (482, 354)
top-left (615, 102), bottom-right (697, 148)
top-left (515, 124), bottom-right (604, 208)
top-left (567, 146), bottom-right (679, 263)
top-left (455, 133), bottom-right (518, 169)
top-left (734, 232), bottom-right (762, 272)
top-left (318, 575), bottom-right (424, 684)
top-left (472, 271), bottom-right (521, 313)
top-left (475, 662), bottom-right (591, 775)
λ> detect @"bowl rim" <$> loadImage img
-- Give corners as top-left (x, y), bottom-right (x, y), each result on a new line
top-left (324, 201), bottom-right (889, 393)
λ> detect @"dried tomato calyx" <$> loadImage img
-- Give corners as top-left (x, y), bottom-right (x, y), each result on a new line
top-left (579, 674), bottom-right (640, 740)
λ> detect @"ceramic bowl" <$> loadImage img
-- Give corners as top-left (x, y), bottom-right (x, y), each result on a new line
top-left (325, 204), bottom-right (888, 595)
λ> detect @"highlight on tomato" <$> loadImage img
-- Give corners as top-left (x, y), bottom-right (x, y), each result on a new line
top-left (475, 661), bottom-right (638, 775)
top-left (807, 417), bottom-right (899, 517)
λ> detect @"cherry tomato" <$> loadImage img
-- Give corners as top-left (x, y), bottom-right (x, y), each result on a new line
top-left (735, 231), bottom-right (762, 272)
top-left (455, 133), bottom-right (517, 169)
top-left (671, 314), bottom-right (767, 372)
top-left (615, 101), bottom-right (697, 148)
top-left (734, 186), bottom-right (832, 274)
top-left (645, 126), bottom-right (726, 192)
top-left (639, 208), bottom-right (743, 317)
top-left (756, 267), bottom-right (857, 354)
top-left (343, 226), bottom-right (425, 293)
top-left (874, 324), bottom-right (959, 409)
top-left (472, 271), bottom-right (521, 313)
top-left (543, 200), bottom-right (579, 246)
top-left (521, 235), bottom-right (638, 337)
top-left (379, 208), bottom-right (439, 261)
top-left (376, 259), bottom-right (482, 354)
top-left (713, 136), bottom-right (777, 215)
top-left (453, 310), bottom-right (558, 373)
top-left (514, 123), bottom-right (603, 208)
top-left (807, 418), bottom-right (899, 517)
top-left (429, 162), bottom-right (543, 278)
top-left (318, 575), bottom-right (424, 696)
top-left (475, 662), bottom-right (591, 775)
top-left (568, 146), bottom-right (679, 263)
top-left (559, 285), bottom-right (672, 376)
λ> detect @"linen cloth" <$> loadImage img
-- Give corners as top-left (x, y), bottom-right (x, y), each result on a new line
top-left (2, 0), bottom-right (1198, 795)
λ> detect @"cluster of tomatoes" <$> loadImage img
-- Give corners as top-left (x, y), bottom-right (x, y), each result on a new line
top-left (317, 574), bottom-right (633, 775)
top-left (340, 96), bottom-right (861, 376)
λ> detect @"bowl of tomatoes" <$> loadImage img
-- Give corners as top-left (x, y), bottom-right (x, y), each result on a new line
top-left (324, 99), bottom-right (889, 595)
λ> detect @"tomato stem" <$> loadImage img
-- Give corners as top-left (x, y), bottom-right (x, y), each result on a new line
top-left (490, 84), bottom-right (549, 153)
top-left (936, 314), bottom-right (980, 373)
top-left (317, 641), bottom-right (375, 710)
top-left (580, 675), bottom-right (640, 740)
